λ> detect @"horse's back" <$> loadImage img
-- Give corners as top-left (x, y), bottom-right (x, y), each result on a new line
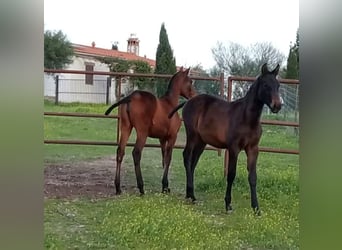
top-left (120, 90), bottom-right (157, 126)
top-left (182, 94), bottom-right (228, 122)
top-left (181, 94), bottom-right (229, 147)
top-left (147, 98), bottom-right (182, 138)
top-left (125, 90), bottom-right (181, 138)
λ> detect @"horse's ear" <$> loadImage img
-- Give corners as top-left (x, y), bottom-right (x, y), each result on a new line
top-left (184, 67), bottom-right (190, 75)
top-left (272, 64), bottom-right (280, 75)
top-left (179, 66), bottom-right (184, 72)
top-left (261, 63), bottom-right (269, 75)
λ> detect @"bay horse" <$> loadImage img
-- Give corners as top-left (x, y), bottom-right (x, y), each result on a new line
top-left (169, 63), bottom-right (281, 215)
top-left (105, 67), bottom-right (196, 195)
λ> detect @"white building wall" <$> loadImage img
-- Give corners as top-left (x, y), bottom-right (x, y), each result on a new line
top-left (44, 55), bottom-right (119, 104)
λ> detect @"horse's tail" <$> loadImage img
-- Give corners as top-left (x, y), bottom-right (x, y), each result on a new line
top-left (168, 101), bottom-right (186, 119)
top-left (104, 95), bottom-right (131, 115)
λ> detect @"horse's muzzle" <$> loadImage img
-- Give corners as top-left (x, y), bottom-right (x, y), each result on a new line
top-left (270, 102), bottom-right (282, 113)
top-left (271, 105), bottom-right (281, 113)
top-left (270, 96), bottom-right (282, 113)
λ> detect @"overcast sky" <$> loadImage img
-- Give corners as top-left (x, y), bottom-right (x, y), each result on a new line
top-left (44, 0), bottom-right (299, 69)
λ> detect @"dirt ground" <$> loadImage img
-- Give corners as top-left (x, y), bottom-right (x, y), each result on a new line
top-left (44, 156), bottom-right (135, 199)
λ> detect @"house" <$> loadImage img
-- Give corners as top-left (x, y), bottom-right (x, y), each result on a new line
top-left (44, 34), bottom-right (156, 104)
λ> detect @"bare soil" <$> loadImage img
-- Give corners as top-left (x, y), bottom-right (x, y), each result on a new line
top-left (44, 156), bottom-right (136, 199)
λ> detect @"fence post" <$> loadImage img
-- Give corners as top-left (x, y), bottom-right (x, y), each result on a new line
top-left (219, 72), bottom-right (224, 97)
top-left (106, 77), bottom-right (111, 105)
top-left (116, 76), bottom-right (122, 144)
top-left (55, 75), bottom-right (59, 105)
top-left (227, 77), bottom-right (232, 102)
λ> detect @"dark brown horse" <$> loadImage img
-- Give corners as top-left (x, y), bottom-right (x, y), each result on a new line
top-left (105, 67), bottom-right (196, 195)
top-left (169, 63), bottom-right (281, 215)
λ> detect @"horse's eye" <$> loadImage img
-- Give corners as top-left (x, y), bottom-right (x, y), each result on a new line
top-left (263, 84), bottom-right (271, 90)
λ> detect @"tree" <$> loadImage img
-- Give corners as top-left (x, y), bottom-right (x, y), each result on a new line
top-left (44, 30), bottom-right (74, 70)
top-left (130, 60), bottom-right (153, 90)
top-left (284, 29), bottom-right (299, 113)
top-left (100, 57), bottom-right (152, 98)
top-left (154, 23), bottom-right (177, 97)
top-left (212, 41), bottom-right (285, 99)
top-left (191, 64), bottom-right (221, 97)
top-left (285, 29), bottom-right (299, 79)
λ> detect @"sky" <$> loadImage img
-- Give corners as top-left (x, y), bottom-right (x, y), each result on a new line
top-left (44, 0), bottom-right (299, 69)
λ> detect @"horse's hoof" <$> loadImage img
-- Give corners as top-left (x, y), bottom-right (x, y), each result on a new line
top-left (162, 188), bottom-right (170, 193)
top-left (253, 207), bottom-right (261, 216)
top-left (116, 190), bottom-right (122, 195)
top-left (226, 205), bottom-right (233, 214)
top-left (185, 196), bottom-right (196, 203)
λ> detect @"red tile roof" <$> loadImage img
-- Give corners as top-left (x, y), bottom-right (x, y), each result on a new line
top-left (72, 43), bottom-right (156, 68)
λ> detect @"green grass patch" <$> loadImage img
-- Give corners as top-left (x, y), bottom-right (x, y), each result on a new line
top-left (45, 187), bottom-right (298, 249)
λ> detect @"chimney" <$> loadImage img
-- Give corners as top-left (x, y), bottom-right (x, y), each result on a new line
top-left (112, 41), bottom-right (119, 50)
top-left (91, 41), bottom-right (96, 48)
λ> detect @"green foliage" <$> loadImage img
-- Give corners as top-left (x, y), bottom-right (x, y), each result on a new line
top-left (155, 23), bottom-right (177, 97)
top-left (286, 29), bottom-right (299, 79)
top-left (130, 60), bottom-right (153, 90)
top-left (101, 57), bottom-right (130, 72)
top-left (284, 29), bottom-right (299, 111)
top-left (192, 64), bottom-right (221, 97)
top-left (99, 57), bottom-right (153, 93)
top-left (44, 30), bottom-right (74, 70)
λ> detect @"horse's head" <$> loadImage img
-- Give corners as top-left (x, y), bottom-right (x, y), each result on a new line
top-left (177, 67), bottom-right (197, 99)
top-left (256, 63), bottom-right (282, 113)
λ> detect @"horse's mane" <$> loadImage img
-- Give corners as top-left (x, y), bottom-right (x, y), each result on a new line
top-left (162, 72), bottom-right (178, 97)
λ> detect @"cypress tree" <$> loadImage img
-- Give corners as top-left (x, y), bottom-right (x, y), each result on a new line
top-left (286, 29), bottom-right (299, 79)
top-left (284, 29), bottom-right (299, 112)
top-left (154, 23), bottom-right (177, 96)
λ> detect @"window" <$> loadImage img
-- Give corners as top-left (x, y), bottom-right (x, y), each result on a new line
top-left (85, 63), bottom-right (94, 85)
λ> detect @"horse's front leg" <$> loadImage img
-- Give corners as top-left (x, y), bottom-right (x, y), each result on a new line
top-left (115, 112), bottom-right (132, 195)
top-left (224, 149), bottom-right (238, 212)
top-left (246, 145), bottom-right (260, 215)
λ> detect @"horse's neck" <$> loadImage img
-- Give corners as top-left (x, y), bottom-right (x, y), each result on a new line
top-left (161, 84), bottom-right (180, 107)
top-left (242, 85), bottom-right (264, 124)
top-left (162, 93), bottom-right (180, 107)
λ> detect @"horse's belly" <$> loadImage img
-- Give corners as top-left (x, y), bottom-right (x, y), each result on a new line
top-left (148, 123), bottom-right (169, 138)
top-left (200, 134), bottom-right (227, 148)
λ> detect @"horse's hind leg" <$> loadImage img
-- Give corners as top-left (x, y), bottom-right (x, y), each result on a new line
top-left (161, 136), bottom-right (177, 193)
top-left (132, 132), bottom-right (147, 195)
top-left (115, 110), bottom-right (132, 195)
top-left (245, 145), bottom-right (260, 215)
top-left (183, 134), bottom-right (204, 201)
top-left (183, 141), bottom-right (194, 200)
top-left (187, 140), bottom-right (206, 202)
top-left (224, 149), bottom-right (238, 213)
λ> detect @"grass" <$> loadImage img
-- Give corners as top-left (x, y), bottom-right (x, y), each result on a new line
top-left (44, 100), bottom-right (299, 249)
